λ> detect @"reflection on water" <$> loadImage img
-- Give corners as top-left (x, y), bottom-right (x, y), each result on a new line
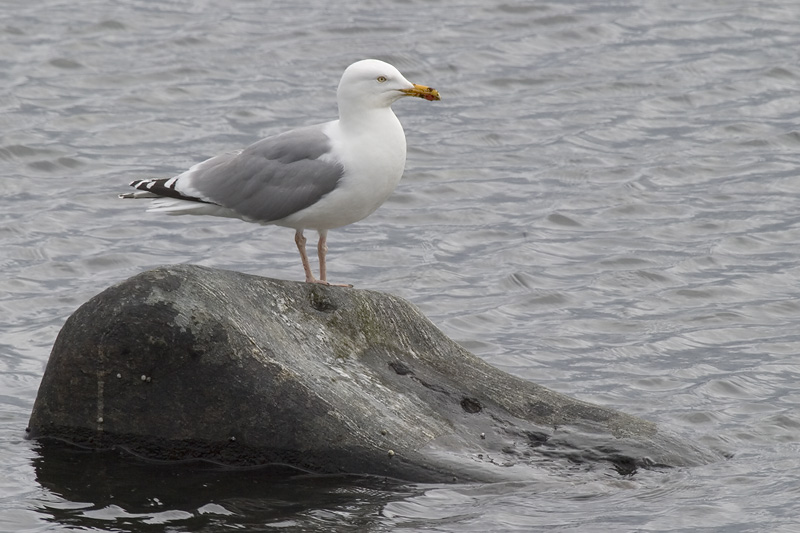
top-left (32, 440), bottom-right (414, 531)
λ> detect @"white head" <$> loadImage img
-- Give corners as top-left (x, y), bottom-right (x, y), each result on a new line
top-left (336, 59), bottom-right (440, 116)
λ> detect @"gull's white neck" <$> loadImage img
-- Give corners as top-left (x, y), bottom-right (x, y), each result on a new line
top-left (337, 103), bottom-right (400, 133)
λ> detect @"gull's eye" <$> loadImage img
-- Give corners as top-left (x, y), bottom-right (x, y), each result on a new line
top-left (376, 76), bottom-right (387, 83)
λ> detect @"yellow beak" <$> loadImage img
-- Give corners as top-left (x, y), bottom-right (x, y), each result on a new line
top-left (400, 83), bottom-right (441, 101)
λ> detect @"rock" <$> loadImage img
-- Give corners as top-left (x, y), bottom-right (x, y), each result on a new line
top-left (27, 265), bottom-right (720, 482)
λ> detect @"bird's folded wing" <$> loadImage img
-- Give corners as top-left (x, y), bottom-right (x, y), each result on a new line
top-left (182, 125), bottom-right (345, 223)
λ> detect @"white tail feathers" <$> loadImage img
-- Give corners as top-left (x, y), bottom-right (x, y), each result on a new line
top-left (147, 198), bottom-right (240, 218)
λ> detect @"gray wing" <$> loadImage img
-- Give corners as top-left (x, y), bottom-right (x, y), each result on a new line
top-left (186, 124), bottom-right (344, 223)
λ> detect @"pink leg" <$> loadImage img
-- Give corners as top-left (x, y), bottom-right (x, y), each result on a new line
top-left (315, 230), bottom-right (352, 287)
top-left (317, 230), bottom-right (329, 283)
top-left (294, 230), bottom-right (318, 283)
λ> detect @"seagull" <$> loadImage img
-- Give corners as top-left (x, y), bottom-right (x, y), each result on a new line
top-left (120, 59), bottom-right (440, 285)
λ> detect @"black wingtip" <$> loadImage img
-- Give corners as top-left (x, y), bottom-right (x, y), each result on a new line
top-left (124, 177), bottom-right (215, 205)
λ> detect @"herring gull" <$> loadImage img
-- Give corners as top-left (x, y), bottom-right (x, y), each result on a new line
top-left (120, 59), bottom-right (440, 285)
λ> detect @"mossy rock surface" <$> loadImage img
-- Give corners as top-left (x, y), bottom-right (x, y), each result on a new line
top-left (28, 265), bottom-right (721, 482)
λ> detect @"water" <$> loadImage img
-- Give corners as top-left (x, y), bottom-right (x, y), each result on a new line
top-left (3, 0), bottom-right (800, 530)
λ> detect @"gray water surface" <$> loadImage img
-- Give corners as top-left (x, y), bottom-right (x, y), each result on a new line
top-left (3, 0), bottom-right (800, 531)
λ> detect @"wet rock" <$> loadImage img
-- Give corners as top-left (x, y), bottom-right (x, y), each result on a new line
top-left (27, 265), bottom-right (720, 482)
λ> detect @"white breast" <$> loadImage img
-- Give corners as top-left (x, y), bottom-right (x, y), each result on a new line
top-left (277, 109), bottom-right (407, 231)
